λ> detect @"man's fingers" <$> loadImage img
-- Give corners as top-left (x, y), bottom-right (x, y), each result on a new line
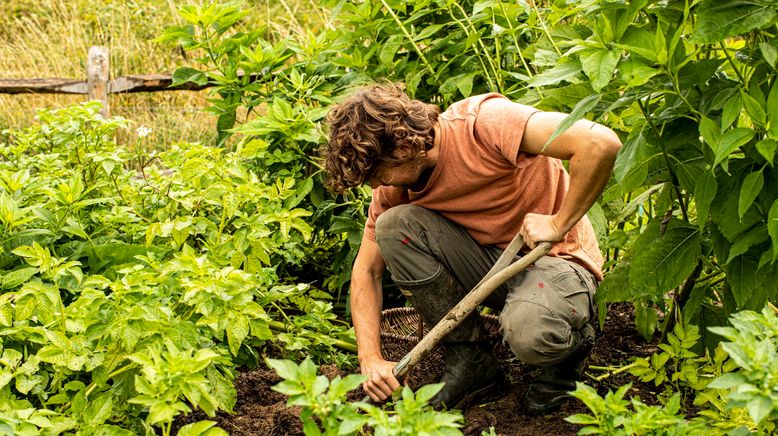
top-left (365, 383), bottom-right (383, 402)
top-left (387, 375), bottom-right (401, 391)
top-left (373, 377), bottom-right (395, 397)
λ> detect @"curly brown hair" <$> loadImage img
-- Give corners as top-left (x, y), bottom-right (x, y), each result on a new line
top-left (321, 83), bottom-right (440, 193)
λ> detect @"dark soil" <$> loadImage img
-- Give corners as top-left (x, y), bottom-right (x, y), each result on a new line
top-left (173, 303), bottom-right (660, 435)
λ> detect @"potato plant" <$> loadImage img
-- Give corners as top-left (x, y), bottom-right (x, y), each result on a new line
top-left (0, 102), bottom-right (356, 434)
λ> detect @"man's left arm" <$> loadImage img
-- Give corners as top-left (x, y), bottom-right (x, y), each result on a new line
top-left (518, 112), bottom-right (621, 248)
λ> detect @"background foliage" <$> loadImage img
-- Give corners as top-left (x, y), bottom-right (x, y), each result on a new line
top-left (2, 0), bottom-right (778, 433)
top-left (163, 0), bottom-right (778, 343)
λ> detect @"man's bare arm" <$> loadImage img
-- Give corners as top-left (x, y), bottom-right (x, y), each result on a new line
top-left (518, 112), bottom-right (621, 248)
top-left (350, 234), bottom-right (400, 401)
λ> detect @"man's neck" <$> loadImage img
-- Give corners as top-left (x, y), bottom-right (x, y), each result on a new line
top-left (409, 123), bottom-right (441, 192)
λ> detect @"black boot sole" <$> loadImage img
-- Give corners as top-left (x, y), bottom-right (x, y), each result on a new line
top-left (522, 391), bottom-right (570, 416)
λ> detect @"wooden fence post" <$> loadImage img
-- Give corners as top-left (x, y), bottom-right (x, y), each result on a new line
top-left (87, 46), bottom-right (110, 118)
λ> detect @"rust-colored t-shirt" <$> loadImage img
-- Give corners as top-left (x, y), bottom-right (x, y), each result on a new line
top-left (364, 93), bottom-right (604, 280)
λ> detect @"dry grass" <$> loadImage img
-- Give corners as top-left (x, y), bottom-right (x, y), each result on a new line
top-left (0, 0), bottom-right (322, 145)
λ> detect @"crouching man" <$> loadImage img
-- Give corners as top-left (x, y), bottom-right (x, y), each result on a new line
top-left (320, 83), bottom-right (620, 413)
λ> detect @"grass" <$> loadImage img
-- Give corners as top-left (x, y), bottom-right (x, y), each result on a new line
top-left (0, 0), bottom-right (324, 146)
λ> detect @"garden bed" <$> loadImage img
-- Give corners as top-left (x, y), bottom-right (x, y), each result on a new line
top-left (173, 303), bottom-right (661, 435)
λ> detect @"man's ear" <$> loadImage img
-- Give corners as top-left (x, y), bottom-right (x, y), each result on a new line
top-left (393, 143), bottom-right (413, 160)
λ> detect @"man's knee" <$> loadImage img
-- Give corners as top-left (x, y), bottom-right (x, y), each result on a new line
top-left (499, 302), bottom-right (575, 366)
top-left (375, 204), bottom-right (428, 241)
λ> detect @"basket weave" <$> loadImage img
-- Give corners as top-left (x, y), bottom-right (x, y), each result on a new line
top-left (379, 307), bottom-right (502, 362)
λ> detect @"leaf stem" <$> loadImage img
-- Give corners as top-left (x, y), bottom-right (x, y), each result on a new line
top-left (452, 2), bottom-right (502, 92)
top-left (444, 5), bottom-right (496, 91)
top-left (267, 319), bottom-right (357, 353)
top-left (637, 97), bottom-right (689, 221)
top-left (590, 361), bottom-right (639, 381)
top-left (528, 0), bottom-right (561, 55)
top-left (718, 42), bottom-right (747, 85)
top-left (378, 0), bottom-right (439, 81)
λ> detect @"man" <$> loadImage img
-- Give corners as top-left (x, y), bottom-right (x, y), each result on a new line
top-left (321, 83), bottom-right (620, 413)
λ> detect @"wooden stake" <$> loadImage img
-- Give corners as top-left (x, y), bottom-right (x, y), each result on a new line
top-left (87, 46), bottom-right (110, 118)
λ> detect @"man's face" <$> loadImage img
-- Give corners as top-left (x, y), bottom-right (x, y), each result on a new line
top-left (368, 156), bottom-right (427, 190)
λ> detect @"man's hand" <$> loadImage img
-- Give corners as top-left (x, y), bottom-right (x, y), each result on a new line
top-left (360, 356), bottom-right (401, 402)
top-left (519, 213), bottom-right (565, 249)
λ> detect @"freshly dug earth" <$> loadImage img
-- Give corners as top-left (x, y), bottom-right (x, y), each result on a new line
top-left (173, 303), bottom-right (661, 435)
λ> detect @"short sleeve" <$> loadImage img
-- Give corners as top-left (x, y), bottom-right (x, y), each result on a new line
top-left (473, 97), bottom-right (540, 167)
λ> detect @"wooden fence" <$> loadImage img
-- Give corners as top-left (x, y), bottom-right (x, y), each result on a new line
top-left (0, 46), bottom-right (232, 118)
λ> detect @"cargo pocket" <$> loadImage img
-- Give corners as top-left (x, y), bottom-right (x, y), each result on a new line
top-left (548, 264), bottom-right (592, 331)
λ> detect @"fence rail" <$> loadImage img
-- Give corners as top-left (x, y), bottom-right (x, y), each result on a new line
top-left (0, 75), bottom-right (218, 95)
top-left (0, 46), bottom-right (244, 118)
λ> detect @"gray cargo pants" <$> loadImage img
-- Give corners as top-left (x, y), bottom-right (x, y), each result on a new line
top-left (374, 205), bottom-right (598, 366)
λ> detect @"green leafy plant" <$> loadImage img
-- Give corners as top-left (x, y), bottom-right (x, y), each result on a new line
top-left (268, 357), bottom-right (368, 436)
top-left (565, 382), bottom-right (709, 435)
top-left (0, 101), bottom-right (357, 434)
top-left (268, 357), bottom-right (464, 436)
top-left (707, 306), bottom-right (778, 432)
top-left (357, 384), bottom-right (464, 436)
top-left (629, 321), bottom-right (735, 393)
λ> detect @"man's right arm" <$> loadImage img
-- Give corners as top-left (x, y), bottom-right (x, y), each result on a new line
top-left (351, 234), bottom-right (401, 401)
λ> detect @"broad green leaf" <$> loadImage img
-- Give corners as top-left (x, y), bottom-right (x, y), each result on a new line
top-left (635, 300), bottom-right (657, 341)
top-left (177, 421), bottom-right (228, 436)
top-left (756, 139), bottom-right (777, 165)
top-left (725, 253), bottom-right (768, 310)
top-left (172, 67), bottom-right (208, 87)
top-left (455, 74), bottom-right (475, 98)
top-left (618, 28), bottom-right (660, 63)
top-left (83, 394), bottom-right (113, 426)
top-left (266, 359), bottom-right (298, 381)
top-left (738, 170), bottom-right (763, 219)
top-left (580, 48), bottom-right (619, 92)
top-left (303, 419), bottom-right (322, 436)
top-left (768, 81), bottom-right (778, 138)
top-left (1, 267), bottom-right (38, 290)
top-left (618, 58), bottom-right (660, 87)
top-left (769, 199), bottom-right (778, 262)
top-left (746, 396), bottom-right (772, 424)
top-left (692, 1), bottom-right (778, 44)
top-left (726, 225), bottom-right (768, 264)
top-left (761, 42), bottom-right (778, 68)
top-left (284, 178), bottom-right (314, 209)
top-left (713, 128), bottom-right (754, 169)
top-left (414, 24), bottom-right (445, 40)
top-left (587, 202), bottom-right (607, 245)
top-left (741, 91), bottom-right (766, 126)
top-left (379, 35), bottom-right (403, 68)
top-left (708, 372), bottom-right (747, 390)
top-left (721, 93), bottom-right (742, 130)
top-left (529, 60), bottom-right (582, 87)
top-left (415, 382), bottom-right (444, 404)
top-left (595, 263), bottom-right (632, 303)
top-left (271, 380), bottom-right (304, 396)
top-left (628, 220), bottom-right (701, 298)
top-left (542, 94), bottom-right (600, 151)
top-left (439, 73), bottom-right (475, 99)
top-left (695, 171), bottom-right (717, 231)
top-left (226, 315), bottom-right (249, 356)
top-left (699, 116), bottom-right (721, 149)
top-left (614, 134), bottom-right (658, 192)
top-left (712, 172), bottom-right (763, 242)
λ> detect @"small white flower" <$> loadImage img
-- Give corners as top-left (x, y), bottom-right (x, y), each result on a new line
top-left (136, 126), bottom-right (152, 138)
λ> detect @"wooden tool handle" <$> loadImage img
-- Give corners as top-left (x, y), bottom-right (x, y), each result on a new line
top-left (393, 241), bottom-right (553, 379)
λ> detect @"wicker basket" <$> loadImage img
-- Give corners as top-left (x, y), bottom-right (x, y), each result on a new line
top-left (379, 307), bottom-right (503, 362)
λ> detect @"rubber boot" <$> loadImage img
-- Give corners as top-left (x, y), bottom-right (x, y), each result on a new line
top-left (523, 323), bottom-right (596, 415)
top-left (399, 267), bottom-right (504, 410)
